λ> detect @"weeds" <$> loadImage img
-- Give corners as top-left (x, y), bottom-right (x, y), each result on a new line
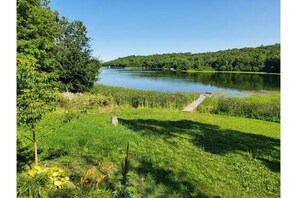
top-left (91, 84), bottom-right (197, 109)
top-left (58, 92), bottom-right (113, 112)
top-left (197, 93), bottom-right (280, 122)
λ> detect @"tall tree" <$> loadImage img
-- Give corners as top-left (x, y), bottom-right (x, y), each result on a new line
top-left (17, 0), bottom-right (59, 165)
top-left (56, 17), bottom-right (101, 92)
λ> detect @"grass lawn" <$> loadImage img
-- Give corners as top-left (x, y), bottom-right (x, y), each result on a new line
top-left (31, 106), bottom-right (280, 197)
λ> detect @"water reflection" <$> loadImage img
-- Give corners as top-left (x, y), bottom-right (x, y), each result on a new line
top-left (97, 68), bottom-right (280, 96)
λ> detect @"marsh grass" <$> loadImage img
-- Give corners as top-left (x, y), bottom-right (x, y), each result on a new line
top-left (91, 84), bottom-right (197, 109)
top-left (197, 93), bottom-right (280, 122)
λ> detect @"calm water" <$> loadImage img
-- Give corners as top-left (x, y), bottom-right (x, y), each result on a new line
top-left (97, 68), bottom-right (280, 97)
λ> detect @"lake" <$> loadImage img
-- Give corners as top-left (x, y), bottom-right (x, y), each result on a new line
top-left (96, 68), bottom-right (280, 97)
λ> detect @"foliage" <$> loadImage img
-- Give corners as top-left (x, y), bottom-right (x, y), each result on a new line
top-left (17, 0), bottom-right (60, 126)
top-left (17, 0), bottom-right (101, 165)
top-left (17, 0), bottom-right (60, 76)
top-left (17, 0), bottom-right (61, 164)
top-left (104, 44), bottom-right (280, 73)
top-left (17, 165), bottom-right (70, 197)
top-left (17, 0), bottom-right (101, 95)
top-left (17, 0), bottom-right (100, 128)
top-left (27, 165), bottom-right (70, 189)
top-left (17, 162), bottom-right (111, 198)
top-left (91, 84), bottom-right (197, 109)
top-left (17, 54), bottom-right (58, 126)
top-left (17, 172), bottom-right (50, 197)
top-left (33, 107), bottom-right (279, 197)
top-left (56, 17), bottom-right (101, 92)
top-left (17, 53), bottom-right (58, 164)
top-left (197, 93), bottom-right (280, 122)
top-left (17, 133), bottom-right (34, 171)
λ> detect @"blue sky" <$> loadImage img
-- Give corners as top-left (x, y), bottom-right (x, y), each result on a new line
top-left (49, 0), bottom-right (280, 61)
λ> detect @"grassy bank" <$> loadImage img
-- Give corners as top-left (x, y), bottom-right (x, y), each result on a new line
top-left (18, 106), bottom-right (280, 197)
top-left (17, 86), bottom-right (280, 197)
top-left (91, 84), bottom-right (280, 122)
top-left (91, 84), bottom-right (197, 109)
top-left (197, 92), bottom-right (280, 122)
top-left (183, 69), bottom-right (280, 75)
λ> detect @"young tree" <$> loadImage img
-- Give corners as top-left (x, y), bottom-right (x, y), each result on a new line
top-left (17, 0), bottom-right (59, 165)
top-left (17, 55), bottom-right (58, 165)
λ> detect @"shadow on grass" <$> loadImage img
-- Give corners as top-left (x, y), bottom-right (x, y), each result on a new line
top-left (42, 148), bottom-right (69, 161)
top-left (135, 158), bottom-right (210, 198)
top-left (119, 118), bottom-right (280, 172)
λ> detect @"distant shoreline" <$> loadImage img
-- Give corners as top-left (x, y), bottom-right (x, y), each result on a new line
top-left (101, 67), bottom-right (281, 75)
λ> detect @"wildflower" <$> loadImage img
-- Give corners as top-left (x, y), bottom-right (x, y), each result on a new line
top-left (54, 181), bottom-right (61, 188)
top-left (95, 174), bottom-right (107, 183)
top-left (87, 167), bottom-right (96, 174)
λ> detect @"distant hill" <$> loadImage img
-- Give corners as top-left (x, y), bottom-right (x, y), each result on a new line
top-left (104, 44), bottom-right (280, 73)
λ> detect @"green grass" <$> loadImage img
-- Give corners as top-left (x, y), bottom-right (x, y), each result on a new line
top-left (91, 84), bottom-right (197, 109)
top-left (197, 92), bottom-right (280, 122)
top-left (26, 106), bottom-right (280, 197)
top-left (91, 84), bottom-right (280, 122)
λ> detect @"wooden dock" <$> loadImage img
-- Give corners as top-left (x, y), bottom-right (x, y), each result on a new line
top-left (182, 93), bottom-right (212, 112)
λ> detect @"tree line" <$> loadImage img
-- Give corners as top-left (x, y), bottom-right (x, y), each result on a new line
top-left (17, 0), bottom-right (100, 164)
top-left (104, 44), bottom-right (280, 73)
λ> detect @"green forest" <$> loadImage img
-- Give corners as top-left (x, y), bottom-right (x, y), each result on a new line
top-left (105, 44), bottom-right (280, 73)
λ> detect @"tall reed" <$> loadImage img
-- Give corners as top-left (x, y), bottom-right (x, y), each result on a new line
top-left (91, 84), bottom-right (197, 109)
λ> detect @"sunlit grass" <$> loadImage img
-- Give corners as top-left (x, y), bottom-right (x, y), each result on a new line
top-left (197, 92), bottom-right (280, 122)
top-left (31, 107), bottom-right (280, 197)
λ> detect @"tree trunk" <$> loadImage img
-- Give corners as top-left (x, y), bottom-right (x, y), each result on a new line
top-left (32, 125), bottom-right (38, 165)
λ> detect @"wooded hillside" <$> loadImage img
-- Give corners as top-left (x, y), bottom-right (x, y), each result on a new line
top-left (105, 44), bottom-right (280, 73)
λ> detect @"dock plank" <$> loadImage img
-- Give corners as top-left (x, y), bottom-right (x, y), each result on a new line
top-left (182, 93), bottom-right (211, 112)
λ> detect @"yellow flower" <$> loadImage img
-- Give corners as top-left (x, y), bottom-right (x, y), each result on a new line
top-left (54, 181), bottom-right (61, 187)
